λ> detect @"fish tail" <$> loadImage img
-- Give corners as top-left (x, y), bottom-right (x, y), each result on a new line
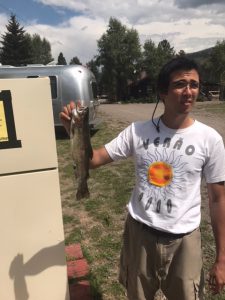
top-left (76, 181), bottom-right (89, 200)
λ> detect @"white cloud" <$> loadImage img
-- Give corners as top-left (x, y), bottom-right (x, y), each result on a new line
top-left (174, 0), bottom-right (225, 8)
top-left (25, 16), bottom-right (107, 64)
top-left (0, 13), bottom-right (10, 29)
top-left (35, 0), bottom-right (87, 11)
top-left (1, 1), bottom-right (225, 63)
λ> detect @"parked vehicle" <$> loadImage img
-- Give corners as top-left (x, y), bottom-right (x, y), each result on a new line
top-left (0, 64), bottom-right (99, 129)
top-left (98, 94), bottom-right (110, 104)
top-left (208, 90), bottom-right (220, 101)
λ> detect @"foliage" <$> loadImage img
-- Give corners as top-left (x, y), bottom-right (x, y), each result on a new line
top-left (177, 49), bottom-right (186, 57)
top-left (26, 33), bottom-right (53, 65)
top-left (70, 56), bottom-right (82, 65)
top-left (86, 58), bottom-right (102, 93)
top-left (142, 39), bottom-right (175, 87)
top-left (57, 52), bottom-right (67, 65)
top-left (157, 39), bottom-right (175, 62)
top-left (142, 39), bottom-right (158, 79)
top-left (0, 14), bottom-right (32, 66)
top-left (208, 41), bottom-right (225, 83)
top-left (97, 17), bottom-right (142, 101)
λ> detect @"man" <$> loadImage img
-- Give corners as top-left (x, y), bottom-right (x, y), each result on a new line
top-left (60, 57), bottom-right (225, 300)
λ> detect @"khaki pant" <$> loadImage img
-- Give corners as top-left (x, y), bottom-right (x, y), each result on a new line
top-left (119, 214), bottom-right (204, 300)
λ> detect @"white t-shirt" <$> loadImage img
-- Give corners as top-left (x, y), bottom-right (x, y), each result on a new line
top-left (105, 118), bottom-right (225, 234)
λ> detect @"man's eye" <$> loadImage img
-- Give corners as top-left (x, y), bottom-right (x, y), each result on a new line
top-left (190, 82), bottom-right (199, 89)
top-left (172, 81), bottom-right (199, 89)
top-left (173, 81), bottom-right (186, 88)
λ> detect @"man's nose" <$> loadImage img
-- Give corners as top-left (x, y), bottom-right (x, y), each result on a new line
top-left (183, 84), bottom-right (192, 94)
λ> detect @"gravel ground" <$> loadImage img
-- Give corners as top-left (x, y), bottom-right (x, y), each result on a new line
top-left (99, 101), bottom-right (225, 139)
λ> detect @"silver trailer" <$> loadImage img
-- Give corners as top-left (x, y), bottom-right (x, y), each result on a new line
top-left (0, 64), bottom-right (99, 128)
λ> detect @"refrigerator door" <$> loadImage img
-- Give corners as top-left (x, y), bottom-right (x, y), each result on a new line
top-left (0, 170), bottom-right (69, 300)
top-left (0, 77), bottom-right (58, 175)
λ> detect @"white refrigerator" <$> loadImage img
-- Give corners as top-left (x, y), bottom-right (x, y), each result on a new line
top-left (0, 78), bottom-right (69, 300)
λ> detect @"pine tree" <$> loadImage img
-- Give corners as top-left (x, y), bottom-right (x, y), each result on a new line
top-left (70, 56), bottom-right (82, 65)
top-left (57, 52), bottom-right (67, 65)
top-left (0, 14), bottom-right (32, 66)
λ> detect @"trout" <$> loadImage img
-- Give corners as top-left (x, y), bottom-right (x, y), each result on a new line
top-left (70, 102), bottom-right (93, 200)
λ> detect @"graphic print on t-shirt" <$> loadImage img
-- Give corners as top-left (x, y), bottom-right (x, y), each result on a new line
top-left (139, 145), bottom-right (189, 214)
top-left (148, 161), bottom-right (173, 187)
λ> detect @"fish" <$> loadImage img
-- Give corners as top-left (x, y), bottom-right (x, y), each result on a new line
top-left (70, 102), bottom-right (93, 200)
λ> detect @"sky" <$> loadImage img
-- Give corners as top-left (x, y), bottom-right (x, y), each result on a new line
top-left (0, 0), bottom-right (225, 65)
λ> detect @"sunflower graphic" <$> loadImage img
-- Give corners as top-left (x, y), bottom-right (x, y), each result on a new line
top-left (138, 147), bottom-right (187, 213)
top-left (148, 161), bottom-right (173, 187)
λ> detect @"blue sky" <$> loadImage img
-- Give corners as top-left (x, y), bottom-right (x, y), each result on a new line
top-left (0, 0), bottom-right (225, 64)
top-left (0, 0), bottom-right (76, 25)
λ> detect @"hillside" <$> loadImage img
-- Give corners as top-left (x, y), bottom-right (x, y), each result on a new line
top-left (186, 47), bottom-right (214, 64)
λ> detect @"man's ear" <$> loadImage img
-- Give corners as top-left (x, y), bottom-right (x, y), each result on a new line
top-left (159, 93), bottom-right (165, 104)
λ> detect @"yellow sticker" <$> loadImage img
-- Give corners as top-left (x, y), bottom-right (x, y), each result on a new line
top-left (0, 100), bottom-right (9, 142)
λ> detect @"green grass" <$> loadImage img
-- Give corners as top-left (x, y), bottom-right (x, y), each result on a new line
top-left (57, 119), bottom-right (131, 299)
top-left (57, 105), bottom-right (225, 299)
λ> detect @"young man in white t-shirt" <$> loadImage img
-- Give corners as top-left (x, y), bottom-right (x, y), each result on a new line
top-left (60, 57), bottom-right (225, 299)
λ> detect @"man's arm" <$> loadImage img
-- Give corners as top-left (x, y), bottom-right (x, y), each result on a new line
top-left (89, 147), bottom-right (113, 169)
top-left (207, 181), bottom-right (225, 294)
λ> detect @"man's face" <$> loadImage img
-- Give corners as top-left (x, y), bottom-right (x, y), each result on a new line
top-left (161, 69), bottom-right (200, 116)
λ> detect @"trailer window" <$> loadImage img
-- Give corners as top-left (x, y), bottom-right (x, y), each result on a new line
top-left (49, 76), bottom-right (57, 99)
top-left (92, 82), bottom-right (98, 99)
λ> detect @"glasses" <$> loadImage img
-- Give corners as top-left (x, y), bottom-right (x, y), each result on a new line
top-left (171, 80), bottom-right (200, 90)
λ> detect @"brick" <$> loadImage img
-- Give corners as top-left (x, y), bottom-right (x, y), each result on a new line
top-left (65, 244), bottom-right (83, 260)
top-left (67, 259), bottom-right (89, 279)
top-left (69, 280), bottom-right (91, 300)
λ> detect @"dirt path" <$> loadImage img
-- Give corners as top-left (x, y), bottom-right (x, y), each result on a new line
top-left (99, 101), bottom-right (225, 137)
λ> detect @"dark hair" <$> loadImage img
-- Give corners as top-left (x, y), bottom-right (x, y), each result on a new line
top-left (157, 57), bottom-right (200, 94)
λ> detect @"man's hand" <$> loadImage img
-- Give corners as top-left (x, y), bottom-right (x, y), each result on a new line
top-left (209, 262), bottom-right (225, 294)
top-left (59, 101), bottom-right (75, 135)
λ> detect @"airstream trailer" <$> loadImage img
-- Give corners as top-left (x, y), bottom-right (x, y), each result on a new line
top-left (0, 64), bottom-right (99, 128)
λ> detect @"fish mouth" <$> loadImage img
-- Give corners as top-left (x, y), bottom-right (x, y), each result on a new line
top-left (77, 106), bottom-right (88, 114)
top-left (72, 103), bottom-right (88, 117)
top-left (71, 103), bottom-right (88, 124)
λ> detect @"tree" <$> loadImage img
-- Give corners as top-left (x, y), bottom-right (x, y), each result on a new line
top-left (97, 17), bottom-right (141, 101)
top-left (57, 52), bottom-right (67, 65)
top-left (177, 50), bottom-right (186, 57)
top-left (142, 39), bottom-right (175, 92)
top-left (142, 39), bottom-right (158, 77)
top-left (27, 33), bottom-right (53, 65)
top-left (70, 56), bottom-right (82, 65)
top-left (0, 14), bottom-right (32, 66)
top-left (86, 58), bottom-right (102, 93)
top-left (157, 39), bottom-right (175, 66)
top-left (208, 40), bottom-right (225, 83)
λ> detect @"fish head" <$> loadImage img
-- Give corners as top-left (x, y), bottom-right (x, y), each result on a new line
top-left (71, 102), bottom-right (89, 126)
